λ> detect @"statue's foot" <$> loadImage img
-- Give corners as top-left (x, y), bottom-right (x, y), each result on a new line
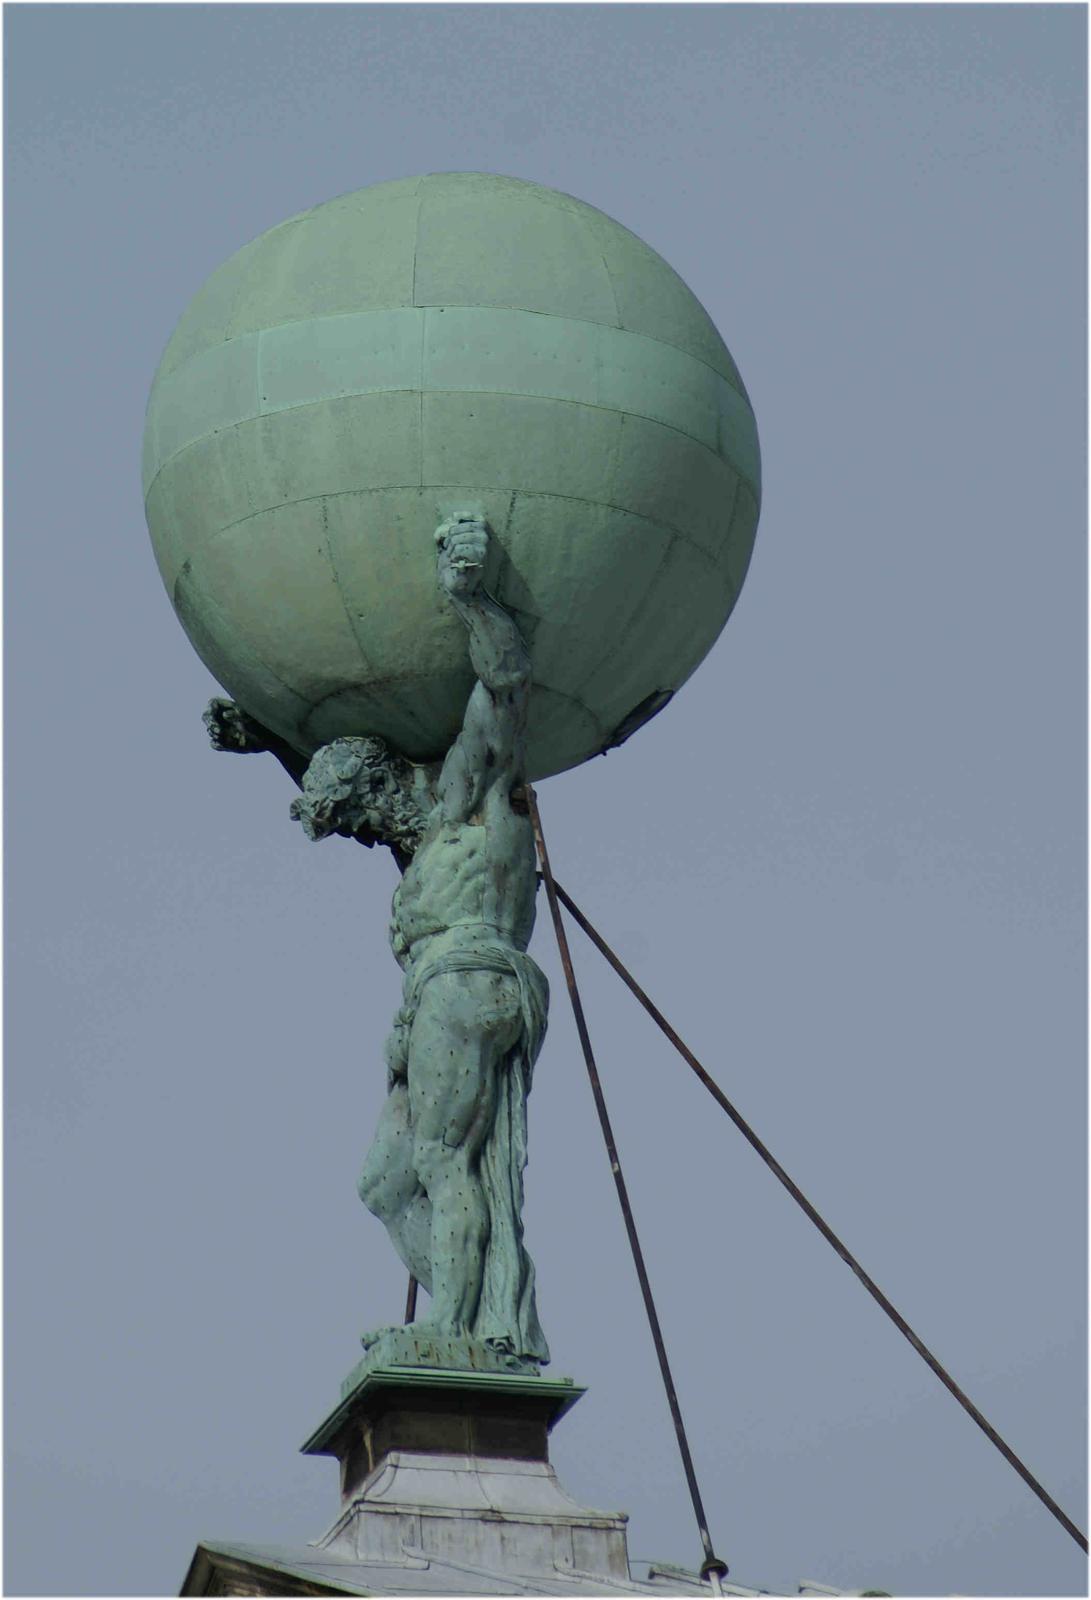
top-left (360, 1316), bottom-right (450, 1351)
top-left (484, 1336), bottom-right (540, 1375)
top-left (360, 1324), bottom-right (402, 1352)
top-left (359, 1321), bottom-right (541, 1376)
top-left (402, 1315), bottom-right (455, 1340)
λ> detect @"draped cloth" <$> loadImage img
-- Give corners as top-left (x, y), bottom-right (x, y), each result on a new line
top-left (402, 944), bottom-right (551, 1366)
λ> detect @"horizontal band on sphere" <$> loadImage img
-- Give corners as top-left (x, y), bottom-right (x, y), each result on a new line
top-left (161, 480), bottom-right (752, 777)
top-left (144, 306), bottom-right (760, 499)
top-left (145, 394), bottom-right (753, 593)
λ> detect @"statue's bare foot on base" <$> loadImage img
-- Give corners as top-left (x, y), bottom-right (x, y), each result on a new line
top-left (358, 1324), bottom-right (537, 1376)
top-left (359, 1322), bottom-right (537, 1373)
top-left (359, 1324), bottom-right (397, 1351)
top-left (483, 1335), bottom-right (539, 1374)
top-left (360, 1318), bottom-right (450, 1351)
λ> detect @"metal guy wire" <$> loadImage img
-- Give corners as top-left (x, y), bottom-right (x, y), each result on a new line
top-left (548, 875), bottom-right (1088, 1558)
top-left (528, 788), bottom-right (730, 1592)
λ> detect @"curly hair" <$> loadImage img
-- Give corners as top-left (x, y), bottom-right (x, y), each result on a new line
top-left (290, 737), bottom-right (430, 863)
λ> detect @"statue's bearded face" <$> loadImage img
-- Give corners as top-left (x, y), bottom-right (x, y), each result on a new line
top-left (290, 738), bottom-right (426, 855)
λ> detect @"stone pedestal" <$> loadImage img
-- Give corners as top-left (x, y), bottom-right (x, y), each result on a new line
top-left (180, 1355), bottom-right (659, 1597)
top-left (178, 1353), bottom-right (868, 1595)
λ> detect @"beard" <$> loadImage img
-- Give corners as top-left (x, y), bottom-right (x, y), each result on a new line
top-left (291, 739), bottom-right (428, 860)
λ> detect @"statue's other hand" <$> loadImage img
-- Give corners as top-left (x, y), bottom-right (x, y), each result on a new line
top-left (383, 1021), bottom-right (410, 1090)
top-left (203, 697), bottom-right (270, 755)
top-left (435, 516), bottom-right (488, 601)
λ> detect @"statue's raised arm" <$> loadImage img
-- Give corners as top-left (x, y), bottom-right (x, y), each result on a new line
top-left (209, 514), bottom-right (548, 1368)
top-left (433, 516), bottom-right (530, 824)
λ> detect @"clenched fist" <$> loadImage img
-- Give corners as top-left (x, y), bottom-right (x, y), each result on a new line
top-left (435, 515), bottom-right (488, 602)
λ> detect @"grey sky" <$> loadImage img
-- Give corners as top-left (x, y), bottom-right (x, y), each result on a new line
top-left (4, 5), bottom-right (1086, 1597)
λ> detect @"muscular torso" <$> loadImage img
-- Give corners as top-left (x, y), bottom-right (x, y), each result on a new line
top-left (391, 783), bottom-right (537, 970)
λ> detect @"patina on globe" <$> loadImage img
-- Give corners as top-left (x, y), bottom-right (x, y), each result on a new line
top-left (143, 172), bottom-right (760, 781)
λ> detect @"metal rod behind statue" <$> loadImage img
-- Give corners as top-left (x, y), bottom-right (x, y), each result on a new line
top-left (527, 787), bottom-right (729, 1593)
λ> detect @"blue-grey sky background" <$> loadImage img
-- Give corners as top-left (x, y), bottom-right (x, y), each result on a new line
top-left (4, 5), bottom-right (1087, 1596)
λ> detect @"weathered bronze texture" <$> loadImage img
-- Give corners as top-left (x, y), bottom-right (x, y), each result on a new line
top-left (211, 519), bottom-right (550, 1369)
top-left (145, 173), bottom-right (761, 785)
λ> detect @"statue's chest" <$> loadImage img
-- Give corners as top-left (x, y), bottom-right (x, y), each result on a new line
top-left (393, 825), bottom-right (487, 923)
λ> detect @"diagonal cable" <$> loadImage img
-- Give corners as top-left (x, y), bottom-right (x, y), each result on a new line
top-left (528, 789), bottom-right (729, 1592)
top-left (549, 875), bottom-right (1088, 1558)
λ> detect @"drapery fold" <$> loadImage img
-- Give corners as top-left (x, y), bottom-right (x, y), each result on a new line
top-left (403, 944), bottom-right (550, 1365)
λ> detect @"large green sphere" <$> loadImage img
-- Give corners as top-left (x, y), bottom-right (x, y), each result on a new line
top-left (143, 173), bottom-right (760, 780)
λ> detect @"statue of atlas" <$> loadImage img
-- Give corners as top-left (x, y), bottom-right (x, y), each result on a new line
top-left (205, 517), bottom-right (549, 1368)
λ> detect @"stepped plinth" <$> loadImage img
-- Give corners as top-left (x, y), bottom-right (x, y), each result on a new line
top-left (180, 1348), bottom-right (663, 1597)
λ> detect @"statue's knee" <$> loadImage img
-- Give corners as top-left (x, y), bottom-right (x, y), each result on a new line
top-left (359, 1085), bottom-right (414, 1218)
top-left (413, 1134), bottom-right (462, 1192)
top-left (358, 1160), bottom-right (397, 1221)
top-left (357, 1165), bottom-right (381, 1216)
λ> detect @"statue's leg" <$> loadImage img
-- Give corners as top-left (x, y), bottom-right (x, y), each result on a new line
top-left (406, 970), bottom-right (521, 1336)
top-left (358, 1082), bottom-right (433, 1293)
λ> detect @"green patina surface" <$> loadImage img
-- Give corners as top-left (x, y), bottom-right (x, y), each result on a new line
top-left (207, 522), bottom-right (552, 1372)
top-left (337, 1329), bottom-right (557, 1397)
top-left (178, 179), bottom-right (763, 1398)
top-left (284, 521), bottom-right (552, 1368)
top-left (145, 172), bottom-right (760, 781)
